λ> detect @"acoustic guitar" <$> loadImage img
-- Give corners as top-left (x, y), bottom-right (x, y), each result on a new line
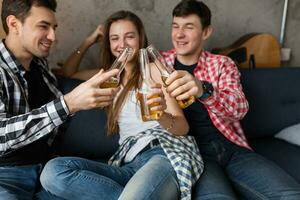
top-left (212, 33), bottom-right (281, 68)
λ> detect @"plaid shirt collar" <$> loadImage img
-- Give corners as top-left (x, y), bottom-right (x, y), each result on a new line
top-left (162, 48), bottom-right (207, 70)
top-left (0, 40), bottom-right (59, 93)
top-left (0, 40), bottom-right (68, 157)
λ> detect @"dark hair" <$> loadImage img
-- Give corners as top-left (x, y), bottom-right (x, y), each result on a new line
top-left (173, 0), bottom-right (211, 29)
top-left (99, 10), bottom-right (148, 135)
top-left (1, 0), bottom-right (57, 34)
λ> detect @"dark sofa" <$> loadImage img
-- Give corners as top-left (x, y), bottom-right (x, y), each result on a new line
top-left (55, 67), bottom-right (300, 184)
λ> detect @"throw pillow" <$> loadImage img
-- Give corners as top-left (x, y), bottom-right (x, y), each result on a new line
top-left (275, 123), bottom-right (300, 146)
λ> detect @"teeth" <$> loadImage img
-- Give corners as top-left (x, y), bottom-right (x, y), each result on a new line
top-left (41, 43), bottom-right (51, 48)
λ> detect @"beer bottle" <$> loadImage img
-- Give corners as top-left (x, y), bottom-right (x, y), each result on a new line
top-left (100, 47), bottom-right (133, 88)
top-left (137, 48), bottom-right (163, 121)
top-left (146, 44), bottom-right (195, 108)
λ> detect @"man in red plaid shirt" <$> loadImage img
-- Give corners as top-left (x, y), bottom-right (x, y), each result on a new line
top-left (162, 0), bottom-right (300, 199)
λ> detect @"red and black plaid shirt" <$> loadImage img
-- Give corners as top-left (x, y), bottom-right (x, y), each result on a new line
top-left (162, 49), bottom-right (250, 149)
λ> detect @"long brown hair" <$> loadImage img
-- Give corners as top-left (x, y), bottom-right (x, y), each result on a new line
top-left (99, 10), bottom-right (148, 135)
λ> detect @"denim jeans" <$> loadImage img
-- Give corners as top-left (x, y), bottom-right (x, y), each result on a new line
top-left (193, 133), bottom-right (300, 200)
top-left (0, 164), bottom-right (62, 200)
top-left (40, 146), bottom-right (179, 200)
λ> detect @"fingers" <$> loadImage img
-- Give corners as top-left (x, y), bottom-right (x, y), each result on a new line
top-left (89, 69), bottom-right (119, 86)
top-left (147, 96), bottom-right (166, 112)
top-left (94, 87), bottom-right (119, 97)
top-left (169, 80), bottom-right (194, 99)
top-left (166, 70), bottom-right (191, 93)
top-left (97, 25), bottom-right (104, 33)
top-left (146, 95), bottom-right (163, 105)
top-left (165, 70), bottom-right (184, 86)
top-left (96, 25), bottom-right (104, 41)
top-left (166, 70), bottom-right (202, 99)
top-left (146, 88), bottom-right (167, 112)
top-left (87, 88), bottom-right (118, 108)
top-left (147, 87), bottom-right (163, 98)
top-left (87, 25), bottom-right (104, 45)
top-left (150, 104), bottom-right (166, 112)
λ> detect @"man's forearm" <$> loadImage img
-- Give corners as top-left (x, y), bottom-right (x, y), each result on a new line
top-left (0, 97), bottom-right (69, 155)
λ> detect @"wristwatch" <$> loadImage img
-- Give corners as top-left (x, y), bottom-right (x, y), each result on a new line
top-left (199, 81), bottom-right (214, 100)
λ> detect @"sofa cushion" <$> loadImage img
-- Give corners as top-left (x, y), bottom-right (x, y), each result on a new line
top-left (249, 137), bottom-right (300, 182)
top-left (56, 77), bottom-right (119, 160)
top-left (275, 123), bottom-right (300, 146)
top-left (240, 68), bottom-right (300, 139)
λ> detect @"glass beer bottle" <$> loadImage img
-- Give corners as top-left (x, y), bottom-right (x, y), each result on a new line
top-left (100, 47), bottom-right (133, 88)
top-left (137, 48), bottom-right (163, 122)
top-left (146, 44), bottom-right (195, 109)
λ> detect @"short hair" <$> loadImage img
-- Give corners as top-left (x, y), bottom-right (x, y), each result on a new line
top-left (173, 0), bottom-right (211, 29)
top-left (1, 0), bottom-right (57, 34)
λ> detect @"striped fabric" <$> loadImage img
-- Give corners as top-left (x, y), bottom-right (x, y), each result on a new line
top-left (0, 41), bottom-right (69, 156)
top-left (162, 49), bottom-right (250, 149)
top-left (109, 126), bottom-right (203, 200)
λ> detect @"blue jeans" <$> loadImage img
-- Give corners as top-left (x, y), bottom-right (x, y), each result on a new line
top-left (40, 147), bottom-right (179, 200)
top-left (193, 134), bottom-right (300, 200)
top-left (0, 164), bottom-right (62, 200)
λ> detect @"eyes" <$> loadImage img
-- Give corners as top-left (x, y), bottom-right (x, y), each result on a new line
top-left (110, 34), bottom-right (136, 42)
top-left (109, 33), bottom-right (136, 42)
top-left (37, 23), bottom-right (57, 31)
top-left (172, 23), bottom-right (194, 30)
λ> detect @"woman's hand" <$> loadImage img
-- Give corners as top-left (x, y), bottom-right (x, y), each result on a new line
top-left (85, 25), bottom-right (104, 47)
top-left (146, 84), bottom-right (167, 113)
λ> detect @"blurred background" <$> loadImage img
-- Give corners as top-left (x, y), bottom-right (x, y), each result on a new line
top-left (1, 0), bottom-right (299, 69)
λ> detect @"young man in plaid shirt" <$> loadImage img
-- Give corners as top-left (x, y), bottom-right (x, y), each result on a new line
top-left (162, 0), bottom-right (300, 199)
top-left (0, 0), bottom-right (119, 199)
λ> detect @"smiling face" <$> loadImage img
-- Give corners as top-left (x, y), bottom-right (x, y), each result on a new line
top-left (17, 6), bottom-right (57, 58)
top-left (171, 14), bottom-right (212, 64)
top-left (109, 19), bottom-right (140, 65)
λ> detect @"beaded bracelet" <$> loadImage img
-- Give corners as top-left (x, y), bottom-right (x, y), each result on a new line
top-left (166, 113), bottom-right (175, 132)
top-left (75, 48), bottom-right (81, 55)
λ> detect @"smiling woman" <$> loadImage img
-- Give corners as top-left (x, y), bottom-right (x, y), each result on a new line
top-left (39, 10), bottom-right (203, 200)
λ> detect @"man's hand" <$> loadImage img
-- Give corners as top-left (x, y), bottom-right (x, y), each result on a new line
top-left (165, 70), bottom-right (203, 100)
top-left (64, 69), bottom-right (119, 114)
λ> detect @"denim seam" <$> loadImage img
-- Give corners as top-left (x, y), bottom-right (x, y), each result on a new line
top-left (64, 161), bottom-right (122, 193)
top-left (142, 168), bottom-right (178, 200)
top-left (229, 176), bottom-right (267, 200)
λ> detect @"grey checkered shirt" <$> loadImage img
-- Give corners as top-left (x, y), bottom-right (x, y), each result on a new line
top-left (0, 41), bottom-right (69, 156)
top-left (109, 126), bottom-right (204, 200)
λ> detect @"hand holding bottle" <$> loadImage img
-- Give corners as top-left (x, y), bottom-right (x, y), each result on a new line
top-left (146, 44), bottom-right (195, 108)
top-left (100, 47), bottom-right (133, 88)
top-left (165, 70), bottom-right (202, 101)
top-left (137, 48), bottom-right (163, 121)
top-left (146, 84), bottom-right (167, 114)
top-left (64, 69), bottom-right (119, 114)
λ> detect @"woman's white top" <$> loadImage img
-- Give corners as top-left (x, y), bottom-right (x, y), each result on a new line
top-left (118, 90), bottom-right (159, 162)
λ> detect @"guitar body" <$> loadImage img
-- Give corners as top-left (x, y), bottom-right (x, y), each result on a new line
top-left (213, 33), bottom-right (281, 68)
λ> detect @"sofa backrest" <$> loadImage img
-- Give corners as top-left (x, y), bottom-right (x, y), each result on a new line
top-left (240, 68), bottom-right (300, 139)
top-left (56, 78), bottom-right (119, 160)
top-left (55, 68), bottom-right (300, 158)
